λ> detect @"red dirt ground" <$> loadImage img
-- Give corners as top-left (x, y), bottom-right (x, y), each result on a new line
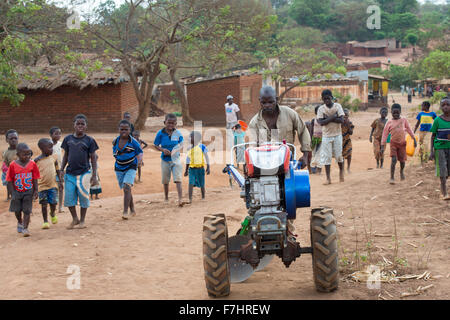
top-left (0, 92), bottom-right (448, 300)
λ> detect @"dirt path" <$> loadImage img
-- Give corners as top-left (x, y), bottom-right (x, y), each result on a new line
top-left (0, 93), bottom-right (448, 300)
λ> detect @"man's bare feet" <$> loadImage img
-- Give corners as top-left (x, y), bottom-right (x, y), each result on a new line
top-left (67, 219), bottom-right (80, 229)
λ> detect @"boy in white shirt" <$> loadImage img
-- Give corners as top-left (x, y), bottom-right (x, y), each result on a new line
top-left (317, 90), bottom-right (345, 185)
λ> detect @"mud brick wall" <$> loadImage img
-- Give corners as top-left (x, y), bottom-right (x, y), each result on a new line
top-left (0, 82), bottom-right (139, 134)
top-left (186, 74), bottom-right (262, 126)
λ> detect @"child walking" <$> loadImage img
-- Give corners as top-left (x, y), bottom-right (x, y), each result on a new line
top-left (184, 131), bottom-right (210, 203)
top-left (317, 89), bottom-right (345, 185)
top-left (370, 107), bottom-right (388, 168)
top-left (35, 138), bottom-right (60, 229)
top-left (6, 143), bottom-right (40, 237)
top-left (232, 124), bottom-right (245, 169)
top-left (2, 129), bottom-right (18, 201)
top-left (341, 109), bottom-right (355, 173)
top-left (50, 127), bottom-right (64, 212)
top-left (310, 106), bottom-right (323, 174)
top-left (113, 120), bottom-right (143, 219)
top-left (61, 114), bottom-right (99, 229)
top-left (132, 130), bottom-right (148, 183)
top-left (414, 101), bottom-right (437, 164)
top-left (429, 98), bottom-right (450, 200)
top-left (89, 154), bottom-right (102, 200)
top-left (381, 104), bottom-right (417, 184)
top-left (153, 113), bottom-right (185, 206)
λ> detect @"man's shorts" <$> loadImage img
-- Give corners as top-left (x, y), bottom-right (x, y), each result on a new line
top-left (116, 169), bottom-right (137, 189)
top-left (436, 148), bottom-right (450, 178)
top-left (390, 141), bottom-right (407, 162)
top-left (64, 171), bottom-right (92, 208)
top-left (39, 188), bottom-right (58, 205)
top-left (161, 160), bottom-right (182, 184)
top-left (320, 135), bottom-right (343, 166)
top-left (9, 189), bottom-right (33, 214)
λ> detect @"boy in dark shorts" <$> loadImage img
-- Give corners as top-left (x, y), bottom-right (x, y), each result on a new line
top-left (6, 143), bottom-right (40, 237)
top-left (132, 130), bottom-right (148, 183)
top-left (35, 138), bottom-right (61, 229)
top-left (2, 129), bottom-right (19, 201)
top-left (61, 114), bottom-right (99, 229)
top-left (381, 104), bottom-right (417, 184)
top-left (430, 98), bottom-right (450, 200)
top-left (113, 120), bottom-right (143, 219)
top-left (184, 131), bottom-right (210, 203)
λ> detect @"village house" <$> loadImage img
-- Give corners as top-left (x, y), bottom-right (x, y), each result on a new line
top-left (280, 77), bottom-right (369, 110)
top-left (345, 38), bottom-right (399, 57)
top-left (0, 56), bottom-right (139, 133)
top-left (185, 73), bottom-right (263, 125)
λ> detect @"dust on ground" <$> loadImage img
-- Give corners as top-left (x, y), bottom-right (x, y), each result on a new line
top-left (0, 92), bottom-right (448, 300)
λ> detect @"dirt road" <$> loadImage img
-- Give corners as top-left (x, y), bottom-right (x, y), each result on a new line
top-left (0, 93), bottom-right (448, 300)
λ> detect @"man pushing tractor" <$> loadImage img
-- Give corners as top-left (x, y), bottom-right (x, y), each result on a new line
top-left (202, 86), bottom-right (340, 297)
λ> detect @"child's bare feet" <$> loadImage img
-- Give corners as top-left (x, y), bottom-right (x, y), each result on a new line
top-left (340, 173), bottom-right (345, 182)
top-left (78, 222), bottom-right (87, 229)
top-left (130, 211), bottom-right (136, 217)
top-left (323, 179), bottom-right (332, 185)
top-left (442, 194), bottom-right (450, 201)
top-left (67, 219), bottom-right (80, 229)
top-left (389, 179), bottom-right (395, 185)
top-left (400, 174), bottom-right (405, 181)
top-left (122, 212), bottom-right (129, 220)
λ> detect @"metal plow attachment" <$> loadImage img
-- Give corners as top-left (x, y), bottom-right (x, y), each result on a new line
top-left (228, 235), bottom-right (274, 283)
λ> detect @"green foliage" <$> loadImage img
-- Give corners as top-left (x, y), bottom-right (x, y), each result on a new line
top-left (421, 50), bottom-right (450, 80)
top-left (289, 0), bottom-right (331, 30)
top-left (332, 90), bottom-right (361, 112)
top-left (430, 92), bottom-right (447, 106)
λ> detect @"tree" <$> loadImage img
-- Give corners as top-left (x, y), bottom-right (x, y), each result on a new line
top-left (405, 32), bottom-right (418, 55)
top-left (421, 49), bottom-right (450, 80)
top-left (0, 0), bottom-right (69, 106)
top-left (289, 0), bottom-right (332, 30)
top-left (85, 0), bottom-right (250, 130)
top-left (264, 47), bottom-right (346, 102)
top-left (160, 0), bottom-right (277, 125)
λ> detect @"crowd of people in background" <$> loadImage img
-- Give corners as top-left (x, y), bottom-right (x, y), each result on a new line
top-left (2, 88), bottom-right (449, 237)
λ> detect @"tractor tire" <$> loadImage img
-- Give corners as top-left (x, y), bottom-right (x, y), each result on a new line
top-left (310, 207), bottom-right (339, 292)
top-left (202, 214), bottom-right (231, 297)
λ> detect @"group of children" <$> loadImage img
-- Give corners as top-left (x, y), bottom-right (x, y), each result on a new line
top-left (368, 98), bottom-right (450, 199)
top-left (305, 89), bottom-right (449, 200)
top-left (3, 96), bottom-right (449, 237)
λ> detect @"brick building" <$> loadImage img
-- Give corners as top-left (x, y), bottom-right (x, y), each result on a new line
top-left (185, 74), bottom-right (263, 125)
top-left (0, 57), bottom-right (139, 133)
top-left (345, 39), bottom-right (398, 57)
top-left (281, 77), bottom-right (369, 110)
